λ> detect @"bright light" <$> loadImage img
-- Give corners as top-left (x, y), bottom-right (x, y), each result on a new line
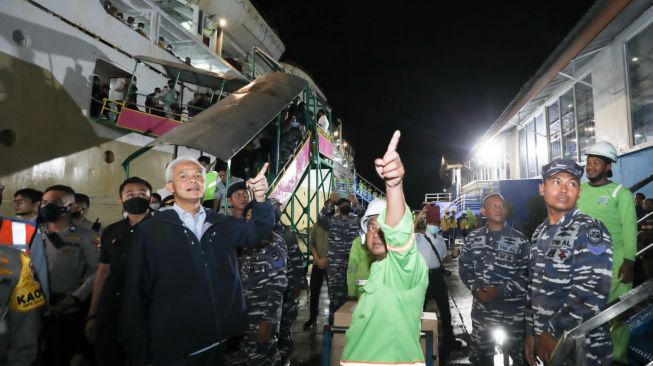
top-left (477, 140), bottom-right (501, 164)
top-left (491, 327), bottom-right (507, 345)
top-left (218, 18), bottom-right (227, 27)
top-left (343, 142), bottom-right (348, 147)
top-left (333, 131), bottom-right (339, 137)
top-left (632, 57), bottom-right (639, 62)
top-left (181, 21), bottom-right (193, 30)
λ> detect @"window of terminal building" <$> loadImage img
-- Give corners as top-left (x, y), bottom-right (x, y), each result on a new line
top-left (518, 112), bottom-right (548, 178)
top-left (545, 75), bottom-right (594, 162)
top-left (626, 22), bottom-right (653, 146)
top-left (576, 75), bottom-right (595, 160)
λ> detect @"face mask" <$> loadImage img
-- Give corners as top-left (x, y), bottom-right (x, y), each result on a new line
top-left (339, 205), bottom-right (351, 215)
top-left (427, 225), bottom-right (439, 235)
top-left (70, 210), bottom-right (83, 220)
top-left (150, 203), bottom-right (161, 210)
top-left (123, 197), bottom-right (150, 215)
top-left (39, 204), bottom-right (68, 222)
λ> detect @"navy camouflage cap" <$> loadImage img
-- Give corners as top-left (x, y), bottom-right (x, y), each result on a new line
top-left (541, 158), bottom-right (583, 180)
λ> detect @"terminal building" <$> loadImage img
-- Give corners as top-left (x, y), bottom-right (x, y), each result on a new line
top-left (433, 0), bottom-right (653, 231)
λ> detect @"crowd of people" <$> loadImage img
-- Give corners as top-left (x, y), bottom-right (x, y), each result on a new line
top-left (0, 155), bottom-right (305, 365)
top-left (2, 127), bottom-right (652, 366)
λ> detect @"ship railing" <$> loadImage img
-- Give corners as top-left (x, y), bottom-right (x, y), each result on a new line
top-left (97, 97), bottom-right (215, 126)
top-left (424, 192), bottom-right (452, 203)
top-left (549, 280), bottom-right (653, 365)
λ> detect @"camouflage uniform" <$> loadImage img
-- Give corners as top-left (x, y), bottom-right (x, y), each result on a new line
top-left (459, 225), bottom-right (530, 365)
top-left (527, 209), bottom-right (613, 365)
top-left (279, 126), bottom-right (303, 168)
top-left (275, 223), bottom-right (305, 363)
top-left (318, 205), bottom-right (362, 324)
top-left (231, 231), bottom-right (288, 366)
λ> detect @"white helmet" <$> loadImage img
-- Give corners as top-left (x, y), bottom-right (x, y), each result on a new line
top-left (360, 198), bottom-right (387, 234)
top-left (585, 141), bottom-right (617, 162)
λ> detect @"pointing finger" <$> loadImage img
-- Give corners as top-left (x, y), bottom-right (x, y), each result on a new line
top-left (256, 162), bottom-right (269, 178)
top-left (386, 130), bottom-right (401, 154)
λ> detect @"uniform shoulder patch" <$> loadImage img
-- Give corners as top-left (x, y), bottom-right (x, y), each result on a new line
top-left (587, 225), bottom-right (603, 244)
top-left (586, 224), bottom-right (606, 255)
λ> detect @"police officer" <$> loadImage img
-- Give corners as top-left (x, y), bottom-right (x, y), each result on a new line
top-left (525, 159), bottom-right (613, 365)
top-left (0, 244), bottom-right (46, 365)
top-left (230, 200), bottom-right (287, 366)
top-left (38, 184), bottom-right (100, 366)
top-left (459, 193), bottom-right (530, 365)
top-left (271, 198), bottom-right (305, 364)
top-left (85, 177), bottom-right (153, 366)
top-left (576, 141), bottom-right (637, 364)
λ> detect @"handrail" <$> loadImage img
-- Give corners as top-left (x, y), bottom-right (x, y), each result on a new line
top-left (638, 210), bottom-right (653, 225)
top-left (637, 242), bottom-right (653, 257)
top-left (549, 280), bottom-right (653, 365)
top-left (629, 173), bottom-right (653, 193)
top-left (355, 173), bottom-right (385, 198)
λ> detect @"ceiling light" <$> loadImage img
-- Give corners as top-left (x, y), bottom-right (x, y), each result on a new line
top-left (632, 57), bottom-right (639, 62)
top-left (218, 18), bottom-right (227, 27)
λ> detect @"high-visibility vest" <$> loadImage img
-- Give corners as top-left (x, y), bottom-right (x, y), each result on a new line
top-left (204, 171), bottom-right (218, 201)
top-left (0, 218), bottom-right (37, 252)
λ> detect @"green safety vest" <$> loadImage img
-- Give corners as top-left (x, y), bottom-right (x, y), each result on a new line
top-left (204, 171), bottom-right (218, 201)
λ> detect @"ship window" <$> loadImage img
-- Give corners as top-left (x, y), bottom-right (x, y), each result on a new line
top-left (104, 150), bottom-right (115, 164)
top-left (626, 22), bottom-right (653, 146)
top-left (12, 30), bottom-right (31, 47)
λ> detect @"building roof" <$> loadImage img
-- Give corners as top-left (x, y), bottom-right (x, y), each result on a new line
top-left (471, 0), bottom-right (653, 156)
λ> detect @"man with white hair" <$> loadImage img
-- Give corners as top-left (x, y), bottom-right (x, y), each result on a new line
top-left (122, 156), bottom-right (274, 365)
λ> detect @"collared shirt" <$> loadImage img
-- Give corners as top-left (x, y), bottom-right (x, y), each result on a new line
top-left (416, 232), bottom-right (447, 269)
top-left (172, 204), bottom-right (207, 240)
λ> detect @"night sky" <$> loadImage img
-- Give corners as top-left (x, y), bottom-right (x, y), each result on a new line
top-left (252, 0), bottom-right (596, 207)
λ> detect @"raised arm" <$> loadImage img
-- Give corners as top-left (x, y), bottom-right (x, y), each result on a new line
top-left (374, 130), bottom-right (405, 227)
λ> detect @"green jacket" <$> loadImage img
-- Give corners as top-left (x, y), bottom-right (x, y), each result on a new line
top-left (346, 236), bottom-right (374, 299)
top-left (341, 204), bottom-right (428, 365)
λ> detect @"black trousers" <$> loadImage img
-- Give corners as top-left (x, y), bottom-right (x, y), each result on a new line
top-left (308, 264), bottom-right (328, 320)
top-left (424, 267), bottom-right (454, 341)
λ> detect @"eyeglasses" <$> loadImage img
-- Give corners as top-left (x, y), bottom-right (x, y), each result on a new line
top-left (11, 199), bottom-right (27, 206)
top-left (367, 224), bottom-right (380, 234)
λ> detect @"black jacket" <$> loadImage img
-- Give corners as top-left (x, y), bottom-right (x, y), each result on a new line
top-left (121, 201), bottom-right (274, 363)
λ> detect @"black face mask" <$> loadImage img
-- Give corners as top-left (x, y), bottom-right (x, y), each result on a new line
top-left (39, 204), bottom-right (68, 222)
top-left (123, 197), bottom-right (150, 215)
top-left (339, 205), bottom-right (352, 215)
top-left (69, 210), bottom-right (83, 220)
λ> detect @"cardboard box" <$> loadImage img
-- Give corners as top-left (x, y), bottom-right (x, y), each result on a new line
top-left (330, 301), bottom-right (438, 366)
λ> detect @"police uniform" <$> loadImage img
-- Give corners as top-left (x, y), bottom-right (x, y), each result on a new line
top-left (40, 222), bottom-right (100, 365)
top-left (95, 216), bottom-right (149, 365)
top-left (0, 216), bottom-right (49, 301)
top-left (459, 225), bottom-right (530, 365)
top-left (275, 223), bottom-right (305, 363)
top-left (318, 205), bottom-right (362, 324)
top-left (527, 209), bottom-right (613, 365)
top-left (0, 245), bottom-right (46, 365)
top-left (231, 231), bottom-right (288, 366)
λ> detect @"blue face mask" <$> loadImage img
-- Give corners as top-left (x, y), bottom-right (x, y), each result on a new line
top-left (427, 225), bottom-right (439, 235)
